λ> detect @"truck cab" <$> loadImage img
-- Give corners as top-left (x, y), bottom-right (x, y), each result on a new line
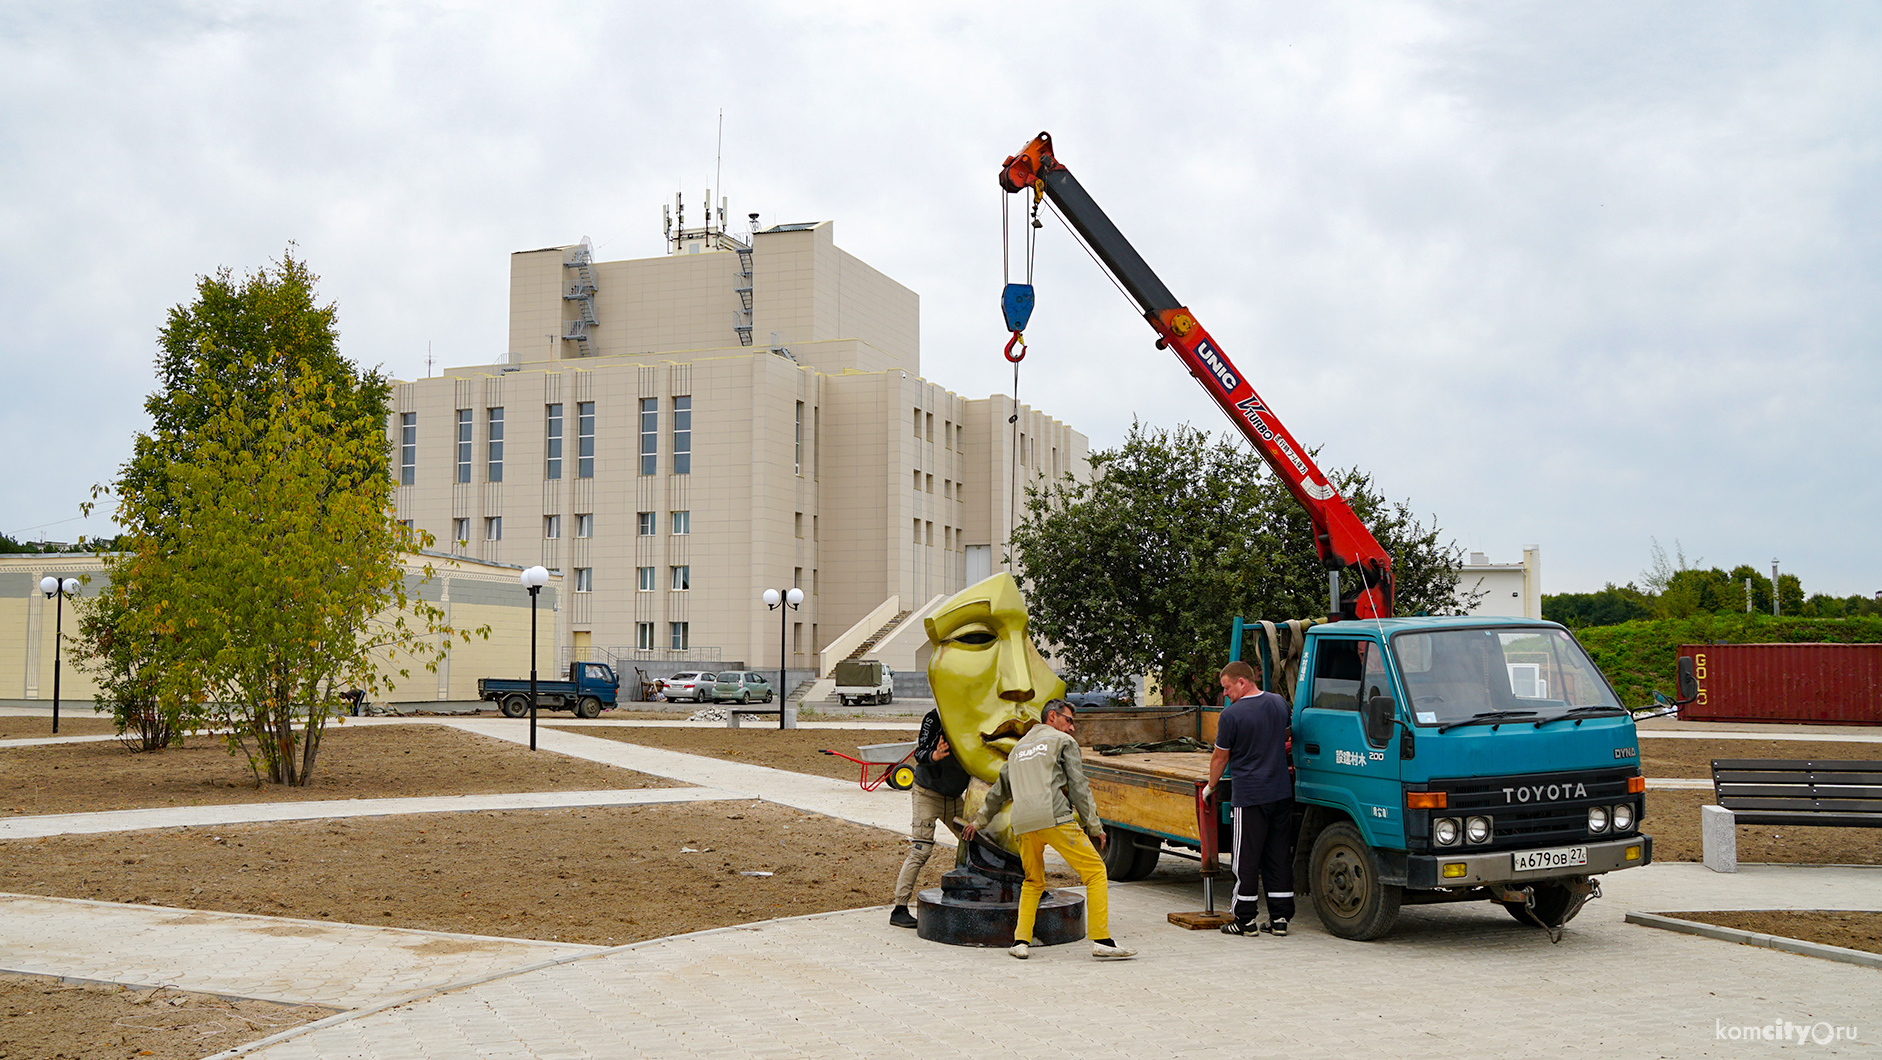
top-left (1289, 617), bottom-right (1650, 939)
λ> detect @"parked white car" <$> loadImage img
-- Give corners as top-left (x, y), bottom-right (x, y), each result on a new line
top-left (660, 671), bottom-right (718, 703)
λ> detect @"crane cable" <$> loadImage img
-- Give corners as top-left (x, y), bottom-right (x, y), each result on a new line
top-left (1001, 185), bottom-right (1042, 553)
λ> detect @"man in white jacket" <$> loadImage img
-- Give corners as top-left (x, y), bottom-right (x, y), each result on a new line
top-left (964, 699), bottom-right (1137, 961)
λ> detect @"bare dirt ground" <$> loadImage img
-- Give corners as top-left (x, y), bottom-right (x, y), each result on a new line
top-left (0, 972), bottom-right (333, 1060)
top-left (1662, 911), bottom-right (1882, 958)
top-left (548, 725), bottom-right (921, 783)
top-left (1640, 736), bottom-right (1877, 778)
top-left (0, 723), bottom-right (674, 817)
top-left (0, 714), bottom-right (122, 739)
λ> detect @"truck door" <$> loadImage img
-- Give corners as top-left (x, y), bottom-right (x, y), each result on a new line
top-left (1294, 636), bottom-right (1404, 847)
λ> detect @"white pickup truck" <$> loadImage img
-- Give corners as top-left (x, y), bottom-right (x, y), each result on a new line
top-left (833, 660), bottom-right (895, 706)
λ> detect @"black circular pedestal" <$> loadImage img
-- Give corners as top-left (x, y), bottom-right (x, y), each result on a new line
top-left (915, 886), bottom-right (1085, 947)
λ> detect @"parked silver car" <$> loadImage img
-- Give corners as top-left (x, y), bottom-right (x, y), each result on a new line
top-left (711, 670), bottom-right (773, 704)
top-left (661, 671), bottom-right (718, 703)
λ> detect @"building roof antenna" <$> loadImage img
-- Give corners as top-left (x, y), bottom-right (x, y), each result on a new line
top-left (715, 109), bottom-right (724, 226)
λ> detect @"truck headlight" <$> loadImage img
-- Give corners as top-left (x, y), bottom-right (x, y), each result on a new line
top-left (1611, 803), bottom-right (1634, 832)
top-left (1464, 816), bottom-right (1493, 844)
top-left (1434, 817), bottom-right (1461, 846)
top-left (1587, 805), bottom-right (1610, 833)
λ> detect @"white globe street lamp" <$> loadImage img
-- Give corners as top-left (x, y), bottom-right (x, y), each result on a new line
top-left (762, 586), bottom-right (805, 730)
top-left (521, 566), bottom-right (550, 749)
top-left (40, 576), bottom-right (79, 734)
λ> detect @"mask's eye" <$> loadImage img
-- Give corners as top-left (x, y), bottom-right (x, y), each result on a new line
top-left (946, 627), bottom-right (997, 648)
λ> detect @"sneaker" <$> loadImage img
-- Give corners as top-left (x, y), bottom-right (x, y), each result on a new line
top-left (1268, 919), bottom-right (1288, 937)
top-left (1092, 940), bottom-right (1137, 960)
top-left (1009, 941), bottom-right (1030, 960)
top-left (1220, 919), bottom-right (1259, 937)
top-left (888, 906), bottom-right (918, 929)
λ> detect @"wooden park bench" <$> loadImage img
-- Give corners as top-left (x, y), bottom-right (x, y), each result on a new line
top-left (1702, 758), bottom-right (1882, 872)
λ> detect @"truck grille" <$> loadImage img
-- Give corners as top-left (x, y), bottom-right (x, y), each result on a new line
top-left (1423, 766), bottom-right (1639, 853)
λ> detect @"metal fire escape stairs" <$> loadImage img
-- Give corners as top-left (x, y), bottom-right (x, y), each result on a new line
top-left (733, 243), bottom-right (755, 346)
top-left (562, 242), bottom-right (599, 353)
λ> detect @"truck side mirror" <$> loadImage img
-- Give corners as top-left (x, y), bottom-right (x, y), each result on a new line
top-left (1677, 656), bottom-right (1697, 703)
top-left (1362, 695), bottom-right (1396, 747)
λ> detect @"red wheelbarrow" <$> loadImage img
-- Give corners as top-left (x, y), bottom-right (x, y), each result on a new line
top-left (819, 741), bottom-right (918, 791)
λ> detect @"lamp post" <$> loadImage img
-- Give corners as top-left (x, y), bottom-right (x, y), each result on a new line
top-left (39, 576), bottom-right (79, 735)
top-left (762, 587), bottom-right (804, 730)
top-left (521, 565), bottom-right (549, 749)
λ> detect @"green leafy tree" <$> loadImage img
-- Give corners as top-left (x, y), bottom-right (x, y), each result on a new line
top-left (83, 254), bottom-right (480, 784)
top-left (1542, 583), bottom-right (1655, 629)
top-left (1008, 422), bottom-right (1472, 707)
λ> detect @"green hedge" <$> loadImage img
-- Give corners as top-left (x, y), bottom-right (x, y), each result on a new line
top-left (1573, 615), bottom-right (1882, 709)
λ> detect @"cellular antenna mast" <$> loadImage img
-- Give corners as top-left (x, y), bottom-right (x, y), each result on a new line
top-left (715, 108), bottom-right (724, 214)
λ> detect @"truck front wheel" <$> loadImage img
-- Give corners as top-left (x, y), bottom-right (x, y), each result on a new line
top-left (1100, 828), bottom-right (1161, 882)
top-left (1310, 822), bottom-right (1402, 941)
top-left (576, 696), bottom-right (602, 719)
top-left (499, 695), bottom-right (530, 719)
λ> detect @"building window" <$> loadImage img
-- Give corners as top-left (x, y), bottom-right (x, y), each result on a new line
top-left (944, 419), bottom-right (953, 450)
top-left (670, 622), bottom-right (690, 651)
top-left (812, 569), bottom-right (819, 596)
top-left (926, 520), bottom-right (934, 546)
top-left (794, 400), bottom-right (804, 475)
top-left (912, 407), bottom-right (921, 438)
top-left (545, 403), bottom-right (563, 480)
top-left (793, 566), bottom-right (802, 588)
top-left (912, 469), bottom-right (921, 493)
top-left (399, 519), bottom-right (413, 529)
top-left (639, 397), bottom-right (658, 476)
top-left (671, 565), bottom-right (690, 591)
top-left (577, 401), bottom-right (595, 479)
top-left (813, 406), bottom-right (821, 480)
top-left (925, 473), bottom-right (934, 493)
top-left (485, 516), bottom-right (503, 541)
top-left (812, 515), bottom-right (817, 540)
top-left (573, 567), bottom-right (593, 593)
top-left (544, 514), bottom-right (561, 539)
top-left (487, 407), bottom-right (504, 482)
top-left (793, 622), bottom-right (803, 655)
top-left (672, 395), bottom-right (692, 475)
top-left (456, 409), bottom-right (473, 483)
top-left (637, 566), bottom-right (655, 592)
top-left (576, 513), bottom-right (594, 538)
top-left (637, 511), bottom-right (655, 536)
top-left (399, 413), bottom-right (416, 485)
top-left (913, 518), bottom-right (921, 544)
top-left (926, 411), bottom-right (934, 442)
top-left (452, 517), bottom-right (469, 545)
top-left (636, 622), bottom-right (654, 651)
top-left (671, 510), bottom-right (690, 535)
top-left (795, 512), bottom-right (804, 539)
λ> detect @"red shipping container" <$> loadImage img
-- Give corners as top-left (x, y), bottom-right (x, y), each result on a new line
top-left (1677, 643), bottom-right (1882, 724)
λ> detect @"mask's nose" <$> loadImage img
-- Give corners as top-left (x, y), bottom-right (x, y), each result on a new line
top-left (996, 630), bottom-right (1035, 702)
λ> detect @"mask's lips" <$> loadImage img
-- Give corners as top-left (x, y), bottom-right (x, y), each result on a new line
top-left (979, 717), bottom-right (1030, 755)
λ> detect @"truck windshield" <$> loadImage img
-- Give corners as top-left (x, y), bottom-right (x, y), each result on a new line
top-left (1392, 628), bottom-right (1621, 725)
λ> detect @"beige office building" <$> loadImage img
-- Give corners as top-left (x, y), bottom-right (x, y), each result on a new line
top-left (389, 215), bottom-right (1087, 687)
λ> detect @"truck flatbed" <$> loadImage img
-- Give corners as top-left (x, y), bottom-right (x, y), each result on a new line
top-left (1085, 752), bottom-right (1212, 848)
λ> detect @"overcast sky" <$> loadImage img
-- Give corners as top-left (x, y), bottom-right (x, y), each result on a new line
top-left (4, 2), bottom-right (1877, 597)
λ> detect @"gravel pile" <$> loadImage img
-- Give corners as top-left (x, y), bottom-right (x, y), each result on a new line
top-left (687, 705), bottom-right (729, 722)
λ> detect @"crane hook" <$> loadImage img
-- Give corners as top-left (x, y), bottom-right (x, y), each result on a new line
top-left (1004, 331), bottom-right (1027, 363)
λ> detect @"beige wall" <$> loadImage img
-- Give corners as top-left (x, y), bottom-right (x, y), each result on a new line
top-left (506, 222), bottom-right (917, 376)
top-left (0, 554), bottom-right (555, 706)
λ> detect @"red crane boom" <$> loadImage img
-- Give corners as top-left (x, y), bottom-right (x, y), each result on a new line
top-left (1001, 131), bottom-right (1393, 619)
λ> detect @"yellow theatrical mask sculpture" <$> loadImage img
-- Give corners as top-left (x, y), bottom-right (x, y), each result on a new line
top-left (925, 573), bottom-right (1067, 854)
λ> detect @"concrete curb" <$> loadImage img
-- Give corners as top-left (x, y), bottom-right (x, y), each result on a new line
top-left (1624, 911), bottom-right (1882, 970)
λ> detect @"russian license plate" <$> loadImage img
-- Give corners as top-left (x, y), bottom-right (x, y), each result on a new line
top-left (1512, 846), bottom-right (1588, 872)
